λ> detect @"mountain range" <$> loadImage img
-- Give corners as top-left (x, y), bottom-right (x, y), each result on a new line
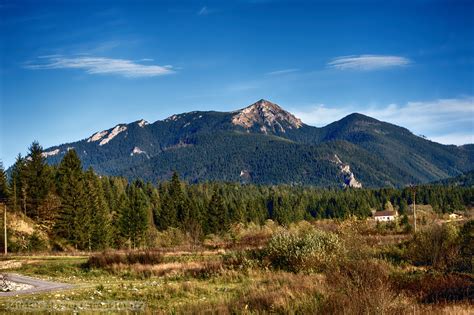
top-left (41, 99), bottom-right (474, 188)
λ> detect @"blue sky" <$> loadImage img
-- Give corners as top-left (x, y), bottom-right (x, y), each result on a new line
top-left (1, 0), bottom-right (473, 167)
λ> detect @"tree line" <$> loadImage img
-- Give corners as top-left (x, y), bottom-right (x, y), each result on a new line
top-left (0, 141), bottom-right (472, 250)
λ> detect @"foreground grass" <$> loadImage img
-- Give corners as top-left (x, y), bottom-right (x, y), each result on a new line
top-left (0, 254), bottom-right (325, 313)
top-left (0, 219), bottom-right (472, 314)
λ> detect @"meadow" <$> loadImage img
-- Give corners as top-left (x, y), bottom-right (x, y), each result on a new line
top-left (0, 217), bottom-right (472, 314)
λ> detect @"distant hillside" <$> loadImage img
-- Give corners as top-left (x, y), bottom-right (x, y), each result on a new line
top-left (433, 170), bottom-right (474, 187)
top-left (37, 99), bottom-right (473, 188)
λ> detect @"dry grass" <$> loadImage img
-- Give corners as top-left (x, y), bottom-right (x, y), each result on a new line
top-left (174, 270), bottom-right (326, 314)
top-left (86, 250), bottom-right (163, 268)
top-left (393, 272), bottom-right (474, 303)
top-left (322, 259), bottom-right (407, 314)
top-left (103, 259), bottom-right (224, 279)
top-left (234, 271), bottom-right (324, 313)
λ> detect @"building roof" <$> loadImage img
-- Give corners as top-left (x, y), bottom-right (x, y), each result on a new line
top-left (374, 210), bottom-right (398, 217)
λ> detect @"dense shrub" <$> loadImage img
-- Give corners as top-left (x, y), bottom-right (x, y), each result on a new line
top-left (125, 251), bottom-right (164, 264)
top-left (264, 228), bottom-right (344, 273)
top-left (393, 272), bottom-right (474, 303)
top-left (227, 221), bottom-right (279, 249)
top-left (379, 244), bottom-right (408, 266)
top-left (405, 223), bottom-right (461, 270)
top-left (86, 250), bottom-right (163, 268)
top-left (26, 232), bottom-right (48, 252)
top-left (458, 220), bottom-right (473, 273)
top-left (322, 259), bottom-right (403, 314)
top-left (152, 228), bottom-right (188, 248)
top-left (8, 230), bottom-right (49, 253)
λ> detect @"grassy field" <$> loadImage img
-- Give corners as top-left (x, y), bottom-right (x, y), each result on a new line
top-left (0, 219), bottom-right (473, 314)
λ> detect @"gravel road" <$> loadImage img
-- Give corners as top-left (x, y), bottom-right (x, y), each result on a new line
top-left (0, 274), bottom-right (73, 296)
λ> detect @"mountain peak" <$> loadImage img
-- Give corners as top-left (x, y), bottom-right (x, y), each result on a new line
top-left (136, 119), bottom-right (149, 127)
top-left (232, 99), bottom-right (303, 133)
top-left (343, 112), bottom-right (378, 122)
top-left (246, 99), bottom-right (285, 112)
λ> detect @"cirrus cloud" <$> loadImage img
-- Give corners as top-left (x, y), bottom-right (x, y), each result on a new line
top-left (265, 68), bottom-right (300, 76)
top-left (328, 54), bottom-right (411, 71)
top-left (24, 55), bottom-right (175, 78)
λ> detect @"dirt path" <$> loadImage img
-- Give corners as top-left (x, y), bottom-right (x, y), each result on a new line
top-left (0, 274), bottom-right (73, 296)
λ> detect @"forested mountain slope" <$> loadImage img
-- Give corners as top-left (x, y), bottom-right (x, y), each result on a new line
top-left (39, 99), bottom-right (473, 187)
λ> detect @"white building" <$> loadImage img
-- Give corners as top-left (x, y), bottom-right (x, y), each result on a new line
top-left (373, 210), bottom-right (398, 222)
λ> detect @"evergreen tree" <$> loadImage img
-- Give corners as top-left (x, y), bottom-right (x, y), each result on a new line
top-left (156, 190), bottom-right (176, 230)
top-left (9, 154), bottom-right (27, 214)
top-left (112, 193), bottom-right (129, 248)
top-left (156, 173), bottom-right (187, 230)
top-left (399, 199), bottom-right (408, 214)
top-left (145, 182), bottom-right (161, 229)
top-left (206, 190), bottom-right (227, 234)
top-left (120, 181), bottom-right (149, 248)
top-left (170, 172), bottom-right (189, 227)
top-left (0, 162), bottom-right (9, 201)
top-left (84, 168), bottom-right (110, 250)
top-left (54, 149), bottom-right (86, 248)
top-left (23, 142), bottom-right (52, 219)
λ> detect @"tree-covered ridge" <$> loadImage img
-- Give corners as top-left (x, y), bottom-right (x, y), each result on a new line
top-left (432, 170), bottom-right (474, 187)
top-left (1, 142), bottom-right (473, 251)
top-left (36, 100), bottom-right (473, 188)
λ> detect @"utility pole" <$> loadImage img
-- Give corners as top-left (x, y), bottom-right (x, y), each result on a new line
top-left (3, 203), bottom-right (6, 255)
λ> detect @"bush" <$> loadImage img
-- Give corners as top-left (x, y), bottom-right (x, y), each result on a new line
top-left (125, 250), bottom-right (163, 264)
top-left (227, 221), bottom-right (278, 249)
top-left (222, 249), bottom-right (262, 270)
top-left (322, 259), bottom-right (403, 314)
top-left (379, 244), bottom-right (408, 266)
top-left (264, 228), bottom-right (344, 273)
top-left (458, 220), bottom-right (473, 273)
top-left (153, 228), bottom-right (188, 248)
top-left (27, 232), bottom-right (48, 252)
top-left (405, 223), bottom-right (460, 270)
top-left (86, 250), bottom-right (163, 268)
top-left (7, 230), bottom-right (49, 253)
top-left (393, 272), bottom-right (474, 303)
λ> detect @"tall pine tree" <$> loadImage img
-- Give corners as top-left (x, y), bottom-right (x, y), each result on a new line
top-left (0, 162), bottom-right (9, 201)
top-left (23, 142), bottom-right (52, 219)
top-left (171, 172), bottom-right (189, 227)
top-left (9, 154), bottom-right (26, 213)
top-left (119, 181), bottom-right (149, 249)
top-left (206, 190), bottom-right (228, 234)
top-left (84, 168), bottom-right (111, 250)
top-left (54, 149), bottom-right (86, 249)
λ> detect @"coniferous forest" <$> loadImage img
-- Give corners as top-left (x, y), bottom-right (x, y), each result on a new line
top-left (1, 141), bottom-right (472, 251)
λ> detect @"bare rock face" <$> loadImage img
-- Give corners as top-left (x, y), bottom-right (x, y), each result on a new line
top-left (332, 154), bottom-right (362, 188)
top-left (232, 99), bottom-right (303, 133)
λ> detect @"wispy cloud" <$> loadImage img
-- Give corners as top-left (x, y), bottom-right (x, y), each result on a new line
top-left (24, 55), bottom-right (174, 78)
top-left (293, 97), bottom-right (474, 145)
top-left (197, 6), bottom-right (210, 15)
top-left (265, 68), bottom-right (299, 76)
top-left (328, 55), bottom-right (411, 71)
